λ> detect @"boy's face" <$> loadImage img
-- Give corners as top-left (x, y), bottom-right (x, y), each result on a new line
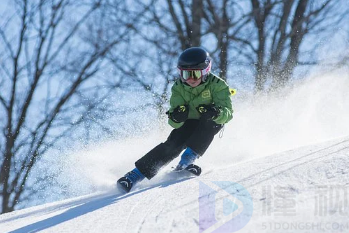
top-left (185, 77), bottom-right (202, 87)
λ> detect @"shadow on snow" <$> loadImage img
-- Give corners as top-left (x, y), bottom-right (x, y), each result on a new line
top-left (8, 175), bottom-right (194, 233)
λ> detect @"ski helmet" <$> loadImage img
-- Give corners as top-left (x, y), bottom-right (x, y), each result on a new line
top-left (177, 47), bottom-right (212, 82)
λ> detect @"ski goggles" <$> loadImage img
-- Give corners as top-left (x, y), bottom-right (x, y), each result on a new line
top-left (179, 69), bottom-right (203, 80)
top-left (178, 63), bottom-right (211, 81)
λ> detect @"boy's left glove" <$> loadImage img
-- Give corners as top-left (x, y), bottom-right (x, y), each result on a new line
top-left (167, 105), bottom-right (189, 123)
top-left (196, 104), bottom-right (221, 120)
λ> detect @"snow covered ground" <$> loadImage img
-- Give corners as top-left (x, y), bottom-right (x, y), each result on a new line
top-left (0, 136), bottom-right (348, 233)
top-left (1, 74), bottom-right (349, 233)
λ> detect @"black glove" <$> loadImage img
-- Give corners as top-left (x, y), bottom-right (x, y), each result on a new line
top-left (196, 104), bottom-right (221, 120)
top-left (167, 105), bottom-right (189, 123)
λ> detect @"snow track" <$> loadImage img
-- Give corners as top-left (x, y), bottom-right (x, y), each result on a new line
top-left (1, 136), bottom-right (349, 232)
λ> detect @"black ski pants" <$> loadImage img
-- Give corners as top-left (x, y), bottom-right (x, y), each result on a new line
top-left (135, 119), bottom-right (223, 179)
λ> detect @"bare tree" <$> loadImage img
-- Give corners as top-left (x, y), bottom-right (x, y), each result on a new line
top-left (0, 0), bottom-right (134, 213)
top-left (164, 0), bottom-right (204, 49)
top-left (202, 0), bottom-right (252, 79)
top-left (149, 0), bottom-right (234, 79)
top-left (123, 0), bottom-right (348, 95)
top-left (230, 0), bottom-right (347, 92)
top-left (131, 0), bottom-right (242, 84)
top-left (110, 0), bottom-right (202, 117)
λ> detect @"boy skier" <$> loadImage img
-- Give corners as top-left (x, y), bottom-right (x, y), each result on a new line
top-left (117, 47), bottom-right (233, 193)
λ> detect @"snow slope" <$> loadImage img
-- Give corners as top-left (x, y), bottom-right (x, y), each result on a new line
top-left (1, 73), bottom-right (349, 233)
top-left (1, 136), bottom-right (349, 233)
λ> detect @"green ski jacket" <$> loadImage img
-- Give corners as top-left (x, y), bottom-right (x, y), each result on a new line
top-left (168, 73), bottom-right (233, 128)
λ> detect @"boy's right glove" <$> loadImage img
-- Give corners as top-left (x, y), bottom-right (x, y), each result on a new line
top-left (196, 104), bottom-right (221, 121)
top-left (167, 105), bottom-right (189, 123)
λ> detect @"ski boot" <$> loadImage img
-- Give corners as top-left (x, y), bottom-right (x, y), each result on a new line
top-left (174, 147), bottom-right (199, 171)
top-left (117, 167), bottom-right (145, 193)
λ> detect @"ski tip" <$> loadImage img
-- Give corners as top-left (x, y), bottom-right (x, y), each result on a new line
top-left (116, 178), bottom-right (133, 193)
top-left (185, 164), bottom-right (202, 176)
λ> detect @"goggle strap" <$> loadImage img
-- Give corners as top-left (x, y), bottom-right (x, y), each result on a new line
top-left (201, 62), bottom-right (211, 76)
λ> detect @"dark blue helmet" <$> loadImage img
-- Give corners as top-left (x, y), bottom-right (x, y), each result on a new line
top-left (177, 47), bottom-right (212, 82)
top-left (177, 47), bottom-right (211, 70)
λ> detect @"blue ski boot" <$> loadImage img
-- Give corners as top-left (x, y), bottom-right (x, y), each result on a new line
top-left (117, 167), bottom-right (145, 193)
top-left (174, 147), bottom-right (199, 171)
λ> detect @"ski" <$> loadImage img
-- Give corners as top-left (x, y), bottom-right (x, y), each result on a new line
top-left (173, 164), bottom-right (202, 176)
top-left (117, 177), bottom-right (133, 193)
top-left (185, 164), bottom-right (202, 176)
